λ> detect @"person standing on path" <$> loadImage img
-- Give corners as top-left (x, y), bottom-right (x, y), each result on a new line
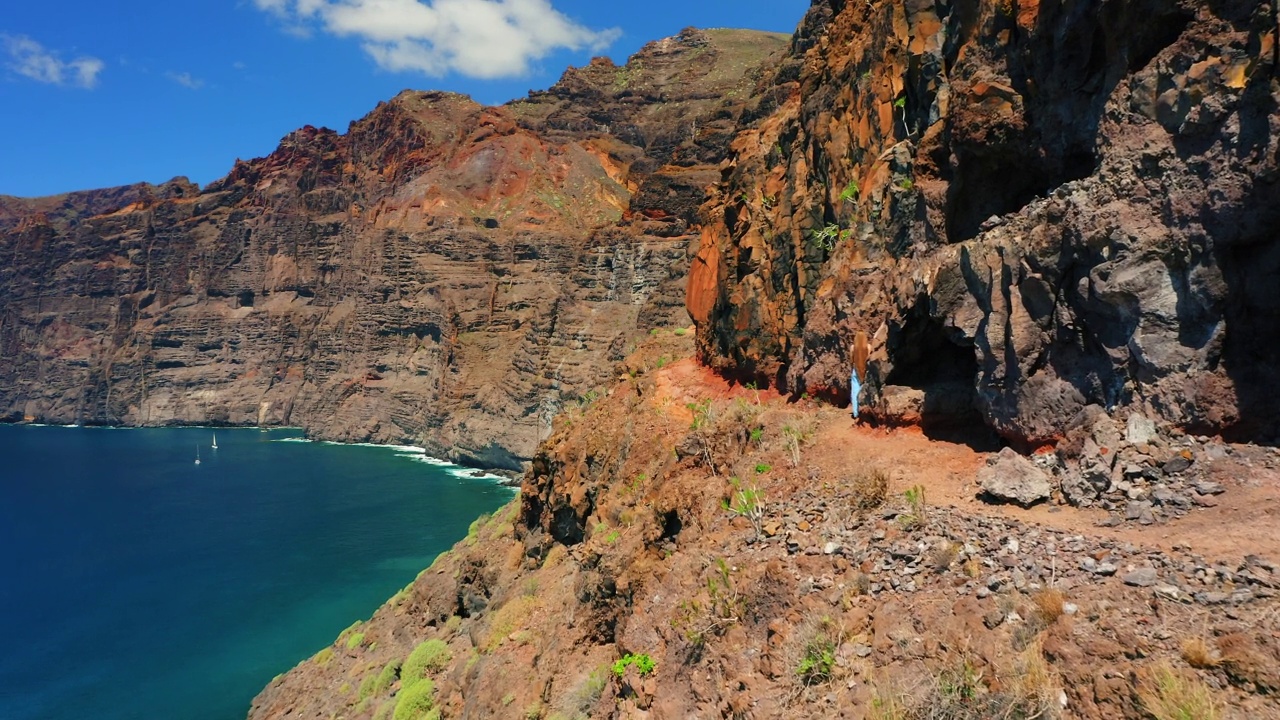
top-left (850, 366), bottom-right (862, 419)
top-left (851, 329), bottom-right (868, 420)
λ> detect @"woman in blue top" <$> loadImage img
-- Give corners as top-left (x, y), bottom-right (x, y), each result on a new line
top-left (850, 366), bottom-right (861, 419)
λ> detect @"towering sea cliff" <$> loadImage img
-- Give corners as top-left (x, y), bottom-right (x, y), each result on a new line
top-left (0, 28), bottom-right (788, 469)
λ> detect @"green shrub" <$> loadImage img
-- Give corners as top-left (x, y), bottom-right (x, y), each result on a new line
top-left (403, 640), bottom-right (452, 689)
top-left (796, 635), bottom-right (836, 686)
top-left (313, 647), bottom-right (335, 666)
top-left (337, 620), bottom-right (364, 645)
top-left (346, 632), bottom-right (366, 650)
top-left (809, 223), bottom-right (849, 251)
top-left (358, 672), bottom-right (378, 701)
top-left (839, 179), bottom-right (859, 204)
top-left (392, 677), bottom-right (437, 720)
top-left (373, 659), bottom-right (402, 695)
top-left (795, 617), bottom-right (841, 687)
top-left (612, 653), bottom-right (656, 677)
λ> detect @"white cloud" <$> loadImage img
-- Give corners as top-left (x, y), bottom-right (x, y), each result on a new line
top-left (2, 34), bottom-right (103, 88)
top-left (166, 71), bottom-right (205, 89)
top-left (253, 0), bottom-right (619, 78)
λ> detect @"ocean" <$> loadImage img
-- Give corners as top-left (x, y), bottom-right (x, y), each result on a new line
top-left (0, 425), bottom-right (514, 720)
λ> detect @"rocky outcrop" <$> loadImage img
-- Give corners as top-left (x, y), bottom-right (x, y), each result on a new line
top-left (691, 0), bottom-right (1280, 447)
top-left (0, 28), bottom-right (790, 469)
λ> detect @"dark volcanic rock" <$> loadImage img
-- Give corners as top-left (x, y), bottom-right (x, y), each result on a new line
top-left (0, 29), bottom-right (790, 469)
top-left (690, 0), bottom-right (1280, 447)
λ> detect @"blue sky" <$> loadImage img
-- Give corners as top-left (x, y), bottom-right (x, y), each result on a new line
top-left (0, 0), bottom-right (809, 197)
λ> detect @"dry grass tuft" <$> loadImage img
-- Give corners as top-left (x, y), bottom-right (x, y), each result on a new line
top-left (1006, 640), bottom-right (1062, 716)
top-left (863, 643), bottom-right (1062, 720)
top-left (484, 595), bottom-right (543, 652)
top-left (1180, 637), bottom-right (1221, 669)
top-left (850, 466), bottom-right (890, 511)
top-left (928, 542), bottom-right (960, 573)
top-left (1137, 661), bottom-right (1218, 720)
top-left (1031, 588), bottom-right (1066, 625)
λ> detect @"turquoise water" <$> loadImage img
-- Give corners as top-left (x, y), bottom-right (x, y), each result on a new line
top-left (0, 425), bottom-right (513, 720)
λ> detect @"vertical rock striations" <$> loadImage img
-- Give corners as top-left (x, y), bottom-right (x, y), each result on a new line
top-left (692, 0), bottom-right (1280, 446)
top-left (0, 28), bottom-right (790, 469)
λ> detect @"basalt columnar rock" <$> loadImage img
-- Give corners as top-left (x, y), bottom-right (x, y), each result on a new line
top-left (690, 0), bottom-right (1280, 448)
top-left (0, 28), bottom-right (789, 469)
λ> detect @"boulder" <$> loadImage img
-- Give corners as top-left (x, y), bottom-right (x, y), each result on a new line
top-left (978, 448), bottom-right (1054, 507)
top-left (1126, 413), bottom-right (1158, 446)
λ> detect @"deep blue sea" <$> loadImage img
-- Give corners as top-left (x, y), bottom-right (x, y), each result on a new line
top-left (0, 425), bottom-right (513, 720)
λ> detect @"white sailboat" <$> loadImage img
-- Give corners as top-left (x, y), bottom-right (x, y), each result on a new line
top-left (195, 445), bottom-right (202, 465)
top-left (212, 432), bottom-right (218, 450)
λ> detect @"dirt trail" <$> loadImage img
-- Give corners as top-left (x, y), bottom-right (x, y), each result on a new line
top-left (663, 357), bottom-right (1280, 566)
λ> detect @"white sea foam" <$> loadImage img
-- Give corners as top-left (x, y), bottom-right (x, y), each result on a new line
top-left (267, 437), bottom-right (513, 486)
top-left (447, 467), bottom-right (509, 482)
top-left (408, 454), bottom-right (454, 467)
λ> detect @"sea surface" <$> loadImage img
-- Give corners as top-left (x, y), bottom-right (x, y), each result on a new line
top-left (0, 425), bottom-right (513, 720)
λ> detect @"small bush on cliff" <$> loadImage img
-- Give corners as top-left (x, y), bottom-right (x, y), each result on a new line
top-left (781, 420), bottom-right (815, 467)
top-left (839, 179), bottom-right (860, 204)
top-left (794, 617), bottom-right (841, 687)
top-left (673, 558), bottom-right (745, 648)
top-left (1180, 636), bottom-right (1221, 669)
top-left (612, 653), bottom-right (656, 677)
top-left (809, 223), bottom-right (850, 251)
top-left (722, 477), bottom-right (765, 537)
top-left (402, 640), bottom-right (451, 689)
top-left (391, 676), bottom-right (437, 720)
top-left (373, 659), bottom-right (402, 695)
top-left (897, 485), bottom-right (927, 530)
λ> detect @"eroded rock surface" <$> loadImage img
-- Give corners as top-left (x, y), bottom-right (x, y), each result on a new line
top-left (692, 0), bottom-right (1280, 448)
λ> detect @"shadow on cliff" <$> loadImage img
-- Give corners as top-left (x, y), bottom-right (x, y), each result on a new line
top-left (1212, 180), bottom-right (1280, 445)
top-left (881, 306), bottom-right (1002, 453)
top-left (943, 0), bottom-right (1193, 243)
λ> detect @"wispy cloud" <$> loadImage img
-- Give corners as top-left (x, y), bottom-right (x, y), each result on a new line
top-left (166, 71), bottom-right (205, 89)
top-left (2, 34), bottom-right (103, 88)
top-left (253, 0), bottom-right (619, 79)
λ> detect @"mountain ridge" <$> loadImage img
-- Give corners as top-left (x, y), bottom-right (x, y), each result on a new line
top-left (0, 27), bottom-right (790, 470)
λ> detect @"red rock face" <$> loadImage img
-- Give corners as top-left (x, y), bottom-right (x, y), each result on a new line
top-left (692, 0), bottom-right (1280, 446)
top-left (0, 28), bottom-right (791, 469)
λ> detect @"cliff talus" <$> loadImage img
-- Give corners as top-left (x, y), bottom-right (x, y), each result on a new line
top-left (0, 29), bottom-right (789, 468)
top-left (693, 0), bottom-right (1280, 447)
